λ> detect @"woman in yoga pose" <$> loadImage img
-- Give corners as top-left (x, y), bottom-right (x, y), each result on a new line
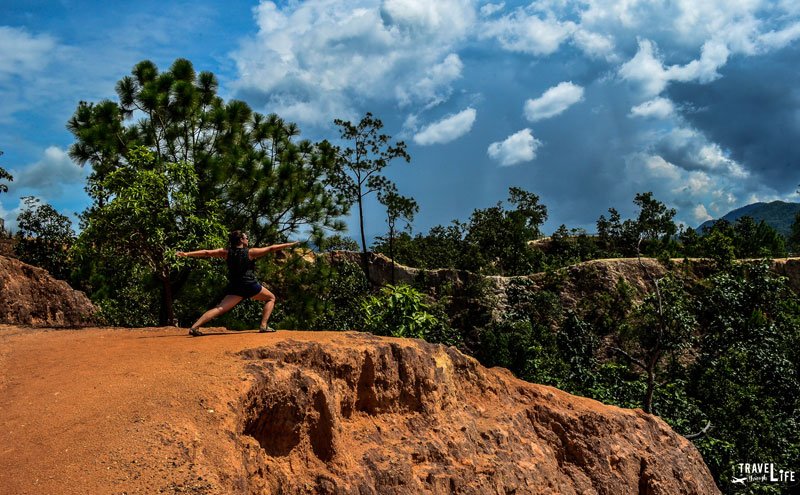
top-left (177, 230), bottom-right (298, 336)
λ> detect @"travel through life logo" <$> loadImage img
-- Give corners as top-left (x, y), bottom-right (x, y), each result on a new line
top-left (732, 463), bottom-right (796, 487)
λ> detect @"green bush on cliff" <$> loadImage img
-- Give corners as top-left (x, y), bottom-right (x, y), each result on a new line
top-left (361, 284), bottom-right (458, 345)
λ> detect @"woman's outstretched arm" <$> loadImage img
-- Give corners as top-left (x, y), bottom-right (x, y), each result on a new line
top-left (248, 241), bottom-right (300, 259)
top-left (177, 248), bottom-right (227, 258)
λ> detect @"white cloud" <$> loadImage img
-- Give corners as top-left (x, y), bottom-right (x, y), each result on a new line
top-left (579, 0), bottom-right (774, 50)
top-left (642, 155), bottom-right (681, 180)
top-left (619, 39), bottom-right (729, 97)
top-left (233, 0), bottom-right (476, 123)
top-left (579, 0), bottom-right (652, 28)
top-left (380, 0), bottom-right (476, 39)
top-left (656, 127), bottom-right (749, 179)
top-left (667, 39), bottom-right (729, 83)
top-left (708, 195), bottom-right (738, 216)
top-left (481, 10), bottom-right (576, 55)
top-left (0, 27), bottom-right (57, 80)
top-left (673, 170), bottom-right (714, 197)
top-left (413, 107), bottom-right (477, 145)
top-left (629, 97), bottom-right (674, 119)
top-left (268, 95), bottom-right (356, 127)
top-left (397, 53), bottom-right (463, 107)
top-left (0, 199), bottom-right (22, 233)
top-left (617, 39), bottom-right (671, 96)
top-left (692, 204), bottom-right (713, 223)
top-left (524, 81), bottom-right (585, 122)
top-left (758, 22), bottom-right (800, 50)
top-left (229, 0), bottom-right (800, 133)
top-left (572, 29), bottom-right (616, 59)
top-left (11, 146), bottom-right (87, 197)
top-left (487, 128), bottom-right (541, 166)
top-left (696, 144), bottom-right (748, 178)
top-left (480, 3), bottom-right (505, 17)
top-left (0, 26), bottom-right (69, 123)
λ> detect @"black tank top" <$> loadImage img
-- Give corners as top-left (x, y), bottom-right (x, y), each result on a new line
top-left (226, 248), bottom-right (257, 284)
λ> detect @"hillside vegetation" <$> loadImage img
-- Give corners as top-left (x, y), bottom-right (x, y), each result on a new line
top-left (697, 200), bottom-right (800, 238)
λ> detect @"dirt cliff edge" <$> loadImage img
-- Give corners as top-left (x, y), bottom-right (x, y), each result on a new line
top-left (0, 326), bottom-right (719, 494)
top-left (238, 334), bottom-right (719, 494)
top-left (0, 255), bottom-right (96, 326)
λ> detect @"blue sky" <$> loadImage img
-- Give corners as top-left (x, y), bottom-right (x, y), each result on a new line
top-left (2, 0), bottom-right (799, 243)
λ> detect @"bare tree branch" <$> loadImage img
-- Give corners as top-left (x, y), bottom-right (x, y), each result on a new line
top-left (611, 346), bottom-right (647, 370)
top-left (684, 421), bottom-right (713, 440)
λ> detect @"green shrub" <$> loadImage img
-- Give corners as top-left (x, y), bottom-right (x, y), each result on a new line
top-left (362, 284), bottom-right (450, 341)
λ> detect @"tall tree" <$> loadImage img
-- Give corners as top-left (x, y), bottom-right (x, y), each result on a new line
top-left (377, 187), bottom-right (418, 284)
top-left (67, 58), bottom-right (348, 322)
top-left (633, 192), bottom-right (677, 247)
top-left (731, 216), bottom-right (785, 258)
top-left (76, 146), bottom-right (225, 324)
top-left (614, 275), bottom-right (696, 414)
top-left (597, 208), bottom-right (624, 255)
top-left (790, 211), bottom-right (800, 254)
top-left (331, 112), bottom-right (410, 265)
top-left (464, 187), bottom-right (548, 275)
top-left (68, 58), bottom-right (346, 245)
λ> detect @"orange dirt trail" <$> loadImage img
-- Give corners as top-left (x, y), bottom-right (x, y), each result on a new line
top-left (0, 325), bottom-right (343, 495)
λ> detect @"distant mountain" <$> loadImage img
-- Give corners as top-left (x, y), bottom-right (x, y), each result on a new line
top-left (697, 201), bottom-right (800, 238)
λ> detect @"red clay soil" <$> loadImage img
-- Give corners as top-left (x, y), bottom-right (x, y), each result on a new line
top-left (0, 325), bottom-right (720, 495)
top-left (0, 256), bottom-right (96, 327)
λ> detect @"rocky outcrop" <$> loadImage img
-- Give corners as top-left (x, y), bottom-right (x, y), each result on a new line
top-left (322, 252), bottom-right (698, 320)
top-left (0, 238), bottom-right (14, 257)
top-left (237, 334), bottom-right (720, 494)
top-left (0, 255), bottom-right (95, 326)
top-left (323, 252), bottom-right (800, 318)
top-left (769, 258), bottom-right (800, 293)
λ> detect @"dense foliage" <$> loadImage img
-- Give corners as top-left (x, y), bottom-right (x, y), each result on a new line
top-left (67, 58), bottom-right (348, 324)
top-left (467, 261), bottom-right (799, 494)
top-left (372, 187), bottom-right (548, 275)
top-left (74, 146), bottom-right (226, 324)
top-left (698, 201), bottom-right (800, 239)
top-left (14, 196), bottom-right (75, 280)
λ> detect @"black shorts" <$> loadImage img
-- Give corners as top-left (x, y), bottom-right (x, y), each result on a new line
top-left (225, 281), bottom-right (263, 299)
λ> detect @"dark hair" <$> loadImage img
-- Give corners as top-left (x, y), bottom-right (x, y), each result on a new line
top-left (228, 230), bottom-right (247, 248)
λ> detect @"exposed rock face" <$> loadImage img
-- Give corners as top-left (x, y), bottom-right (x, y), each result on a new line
top-left (770, 258), bottom-right (800, 293)
top-left (0, 238), bottom-right (14, 257)
top-left (0, 255), bottom-right (95, 326)
top-left (324, 252), bottom-right (800, 317)
top-left (237, 334), bottom-right (720, 494)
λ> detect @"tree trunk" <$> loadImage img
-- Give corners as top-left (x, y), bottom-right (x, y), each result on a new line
top-left (160, 276), bottom-right (176, 326)
top-left (643, 351), bottom-right (660, 414)
top-left (389, 226), bottom-right (395, 285)
top-left (357, 195), bottom-right (371, 285)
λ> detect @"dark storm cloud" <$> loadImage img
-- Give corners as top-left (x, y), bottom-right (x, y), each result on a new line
top-left (667, 43), bottom-right (800, 194)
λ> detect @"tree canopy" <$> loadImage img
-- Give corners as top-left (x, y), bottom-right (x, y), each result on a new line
top-left (74, 146), bottom-right (226, 323)
top-left (67, 58), bottom-right (350, 324)
top-left (14, 196), bottom-right (74, 280)
top-left (68, 58), bottom-right (347, 245)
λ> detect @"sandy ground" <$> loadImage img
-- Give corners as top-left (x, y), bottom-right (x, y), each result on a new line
top-left (0, 325), bottom-right (345, 495)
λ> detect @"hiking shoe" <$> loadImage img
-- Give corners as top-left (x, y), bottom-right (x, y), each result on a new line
top-left (189, 327), bottom-right (203, 337)
top-left (259, 326), bottom-right (277, 333)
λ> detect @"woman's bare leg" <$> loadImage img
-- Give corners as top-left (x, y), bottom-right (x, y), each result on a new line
top-left (189, 295), bottom-right (243, 333)
top-left (251, 287), bottom-right (276, 330)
